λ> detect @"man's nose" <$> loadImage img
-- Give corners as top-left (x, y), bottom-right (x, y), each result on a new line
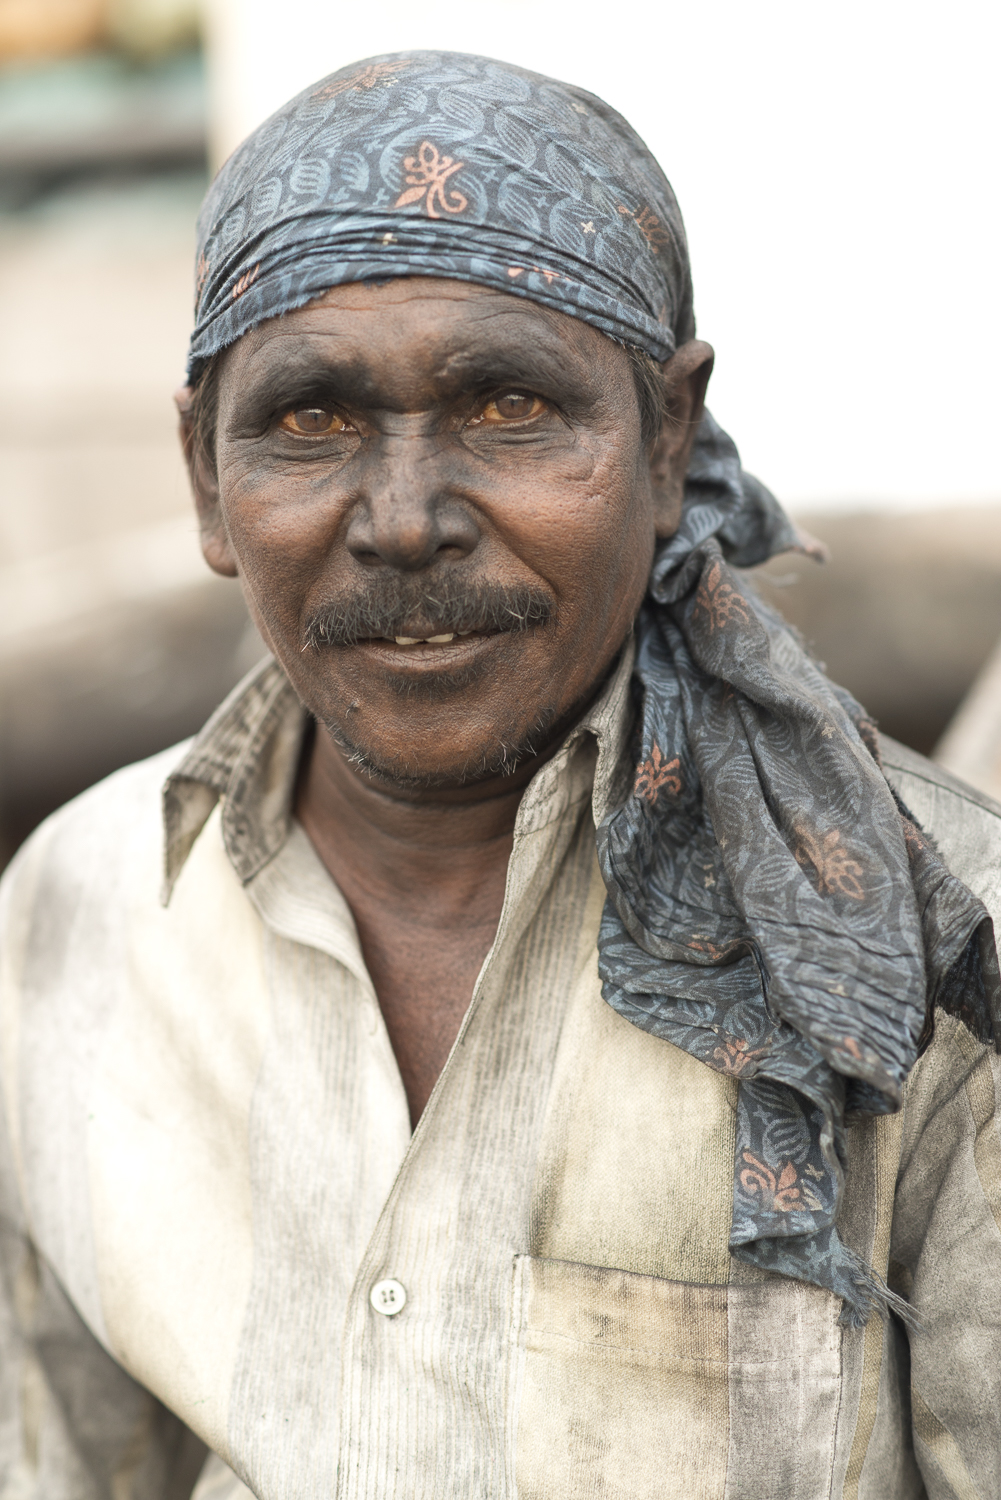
top-left (344, 434), bottom-right (480, 571)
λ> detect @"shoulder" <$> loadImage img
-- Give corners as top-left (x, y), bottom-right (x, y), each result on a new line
top-left (0, 740), bottom-right (194, 950)
top-left (879, 732), bottom-right (1001, 927)
top-left (880, 736), bottom-right (1001, 1144)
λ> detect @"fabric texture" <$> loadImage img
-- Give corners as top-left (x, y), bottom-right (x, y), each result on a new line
top-left (189, 49), bottom-right (691, 381)
top-left (3, 662), bottom-right (1001, 1497)
top-left (186, 48), bottom-right (1001, 1322)
top-left (597, 429), bottom-right (1001, 1322)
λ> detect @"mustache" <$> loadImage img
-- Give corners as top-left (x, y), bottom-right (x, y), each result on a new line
top-left (302, 573), bottom-right (556, 650)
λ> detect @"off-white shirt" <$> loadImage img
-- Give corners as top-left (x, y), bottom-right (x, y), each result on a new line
top-left (2, 651), bottom-right (1001, 1500)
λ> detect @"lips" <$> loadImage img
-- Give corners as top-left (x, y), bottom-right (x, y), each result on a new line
top-left (386, 631), bottom-right (473, 646)
top-left (348, 630), bottom-right (501, 666)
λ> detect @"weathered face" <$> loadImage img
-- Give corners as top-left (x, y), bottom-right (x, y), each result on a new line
top-left (186, 278), bottom-right (708, 790)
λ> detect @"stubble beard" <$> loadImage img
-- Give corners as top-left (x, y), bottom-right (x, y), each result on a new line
top-left (317, 698), bottom-right (561, 792)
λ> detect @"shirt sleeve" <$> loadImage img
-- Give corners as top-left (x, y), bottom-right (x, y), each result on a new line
top-left (0, 843), bottom-right (207, 1500)
top-left (890, 1008), bottom-right (1001, 1499)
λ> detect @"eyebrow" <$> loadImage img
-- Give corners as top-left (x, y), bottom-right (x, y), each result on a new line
top-left (438, 330), bottom-right (585, 395)
top-left (226, 362), bottom-right (355, 436)
top-left (225, 320), bottom-right (598, 437)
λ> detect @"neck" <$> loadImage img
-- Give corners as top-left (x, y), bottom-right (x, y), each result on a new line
top-left (291, 687), bottom-right (610, 1127)
top-left (293, 645), bottom-right (626, 908)
top-left (294, 722), bottom-right (549, 922)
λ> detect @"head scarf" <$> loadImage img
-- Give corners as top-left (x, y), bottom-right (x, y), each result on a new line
top-left (190, 50), bottom-right (1000, 1325)
top-left (189, 49), bottom-right (690, 379)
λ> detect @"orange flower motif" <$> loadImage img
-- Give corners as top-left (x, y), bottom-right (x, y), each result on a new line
top-left (617, 203), bottom-right (669, 249)
top-left (507, 265), bottom-right (563, 285)
top-left (739, 1152), bottom-right (804, 1212)
top-left (792, 825), bottom-right (865, 900)
top-left (689, 936), bottom-right (724, 961)
top-left (633, 744), bottom-right (681, 805)
top-left (231, 263), bottom-right (260, 300)
top-left (691, 559), bottom-right (750, 634)
top-left (903, 823), bottom-right (929, 858)
top-left (313, 60), bottom-right (412, 99)
top-left (712, 1038), bottom-right (769, 1076)
top-left (395, 142), bottom-right (468, 219)
top-left (856, 714), bottom-right (881, 762)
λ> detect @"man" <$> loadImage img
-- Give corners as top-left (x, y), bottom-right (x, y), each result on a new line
top-left (1, 48), bottom-right (1000, 1500)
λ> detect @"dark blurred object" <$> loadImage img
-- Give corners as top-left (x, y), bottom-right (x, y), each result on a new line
top-left (0, 4), bottom-right (217, 870)
top-left (0, 522), bottom-right (259, 869)
top-left (935, 635), bottom-right (1001, 803)
top-left (0, 49), bottom-right (206, 207)
top-left (0, 157), bottom-right (212, 870)
top-left (750, 508), bottom-right (1001, 756)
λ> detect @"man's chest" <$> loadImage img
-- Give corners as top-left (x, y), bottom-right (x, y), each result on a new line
top-left (18, 807), bottom-right (906, 1500)
top-left (349, 900), bottom-right (504, 1127)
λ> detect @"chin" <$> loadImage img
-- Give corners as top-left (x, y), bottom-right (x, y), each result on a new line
top-left (322, 707), bottom-right (560, 793)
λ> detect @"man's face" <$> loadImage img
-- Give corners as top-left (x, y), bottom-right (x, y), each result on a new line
top-left (192, 279), bottom-right (696, 790)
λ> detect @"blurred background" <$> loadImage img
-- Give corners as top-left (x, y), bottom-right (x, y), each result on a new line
top-left (1, 0), bottom-right (999, 869)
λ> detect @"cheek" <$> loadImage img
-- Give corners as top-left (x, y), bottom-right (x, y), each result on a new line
top-left (216, 457), bottom-right (344, 627)
top-left (497, 444), bottom-right (655, 632)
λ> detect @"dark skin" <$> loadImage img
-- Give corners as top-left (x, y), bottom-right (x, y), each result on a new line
top-left (179, 279), bottom-right (713, 1124)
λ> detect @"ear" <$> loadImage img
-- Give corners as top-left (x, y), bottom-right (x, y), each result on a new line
top-left (174, 385), bottom-right (239, 578)
top-left (648, 339), bottom-right (715, 538)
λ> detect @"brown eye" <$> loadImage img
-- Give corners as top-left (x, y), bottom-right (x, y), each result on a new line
top-left (476, 391), bottom-right (546, 424)
top-left (280, 407), bottom-right (351, 435)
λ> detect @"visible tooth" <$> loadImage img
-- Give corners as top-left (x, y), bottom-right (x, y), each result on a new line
top-left (425, 633), bottom-right (454, 643)
top-left (457, 630), bottom-right (471, 637)
top-left (395, 636), bottom-right (420, 645)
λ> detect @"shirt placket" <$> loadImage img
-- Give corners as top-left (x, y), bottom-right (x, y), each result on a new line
top-left (331, 737), bottom-right (601, 1500)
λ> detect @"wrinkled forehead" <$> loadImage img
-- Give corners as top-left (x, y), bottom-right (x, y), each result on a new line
top-left (188, 50), bottom-right (694, 384)
top-left (235, 276), bottom-right (617, 370)
top-left (216, 276), bottom-right (638, 423)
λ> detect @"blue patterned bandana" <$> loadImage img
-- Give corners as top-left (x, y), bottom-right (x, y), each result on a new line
top-left (188, 50), bottom-right (691, 380)
top-left (189, 51), bottom-right (1000, 1326)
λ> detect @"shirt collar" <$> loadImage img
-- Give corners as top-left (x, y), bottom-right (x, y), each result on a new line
top-left (161, 641), bottom-right (635, 905)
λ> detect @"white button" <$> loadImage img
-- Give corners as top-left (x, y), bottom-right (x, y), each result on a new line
top-left (370, 1278), bottom-right (407, 1317)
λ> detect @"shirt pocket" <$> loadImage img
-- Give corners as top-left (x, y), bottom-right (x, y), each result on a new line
top-left (510, 1255), bottom-right (841, 1500)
